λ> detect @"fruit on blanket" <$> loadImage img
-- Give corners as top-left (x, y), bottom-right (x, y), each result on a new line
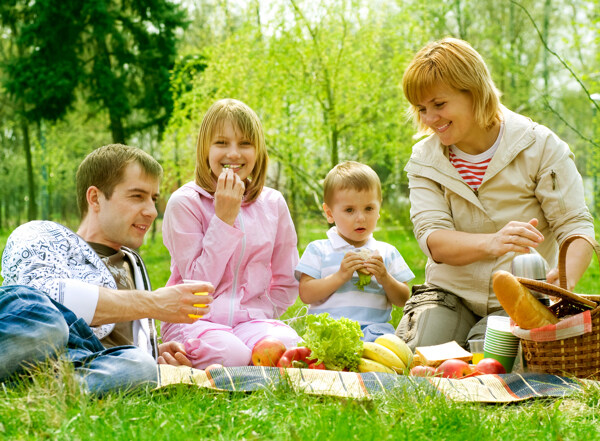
top-left (251, 337), bottom-right (287, 367)
top-left (375, 334), bottom-right (414, 367)
top-left (358, 357), bottom-right (395, 374)
top-left (204, 363), bottom-right (223, 373)
top-left (362, 341), bottom-right (406, 373)
top-left (474, 358), bottom-right (506, 375)
top-left (409, 365), bottom-right (437, 377)
top-left (277, 347), bottom-right (313, 368)
top-left (435, 359), bottom-right (473, 379)
top-left (308, 361), bottom-right (326, 370)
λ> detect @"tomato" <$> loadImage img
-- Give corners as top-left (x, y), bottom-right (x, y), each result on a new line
top-left (308, 361), bottom-right (326, 370)
top-left (276, 347), bottom-right (328, 370)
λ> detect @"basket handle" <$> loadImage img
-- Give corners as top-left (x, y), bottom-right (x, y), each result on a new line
top-left (558, 234), bottom-right (600, 289)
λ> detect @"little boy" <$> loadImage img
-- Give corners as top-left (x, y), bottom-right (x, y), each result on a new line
top-left (295, 161), bottom-right (414, 342)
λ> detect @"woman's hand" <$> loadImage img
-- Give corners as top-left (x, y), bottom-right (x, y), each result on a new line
top-left (214, 168), bottom-right (245, 225)
top-left (488, 218), bottom-right (544, 257)
top-left (427, 218), bottom-right (544, 266)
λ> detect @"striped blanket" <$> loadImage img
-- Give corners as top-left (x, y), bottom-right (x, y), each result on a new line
top-left (156, 365), bottom-right (587, 403)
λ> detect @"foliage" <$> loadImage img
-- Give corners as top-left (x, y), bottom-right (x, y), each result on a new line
top-left (301, 313), bottom-right (364, 371)
top-left (1, 0), bottom-right (187, 142)
top-left (0, 0), bottom-right (599, 228)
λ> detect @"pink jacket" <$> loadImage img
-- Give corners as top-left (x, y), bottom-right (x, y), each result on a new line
top-left (162, 182), bottom-right (299, 327)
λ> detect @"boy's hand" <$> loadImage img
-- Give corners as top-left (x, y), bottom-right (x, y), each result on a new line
top-left (339, 251), bottom-right (366, 282)
top-left (363, 252), bottom-right (388, 282)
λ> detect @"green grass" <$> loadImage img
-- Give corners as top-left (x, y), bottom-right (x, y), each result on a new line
top-left (3, 223), bottom-right (600, 440)
top-left (3, 359), bottom-right (600, 440)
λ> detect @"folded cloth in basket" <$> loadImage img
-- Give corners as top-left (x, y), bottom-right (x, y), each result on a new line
top-left (511, 310), bottom-right (592, 342)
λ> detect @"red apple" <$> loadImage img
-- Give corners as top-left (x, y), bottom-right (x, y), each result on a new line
top-left (205, 363), bottom-right (223, 370)
top-left (251, 337), bottom-right (287, 367)
top-left (435, 359), bottom-right (473, 379)
top-left (474, 358), bottom-right (506, 375)
top-left (204, 363), bottom-right (223, 374)
top-left (410, 365), bottom-right (437, 377)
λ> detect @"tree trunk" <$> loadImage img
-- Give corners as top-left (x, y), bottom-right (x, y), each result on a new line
top-left (37, 121), bottom-right (50, 220)
top-left (542, 0), bottom-right (552, 93)
top-left (109, 109), bottom-right (126, 144)
top-left (21, 117), bottom-right (37, 220)
top-left (331, 125), bottom-right (339, 168)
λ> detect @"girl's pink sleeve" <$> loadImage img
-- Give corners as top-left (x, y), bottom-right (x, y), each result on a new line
top-left (162, 190), bottom-right (243, 292)
top-left (267, 194), bottom-right (300, 316)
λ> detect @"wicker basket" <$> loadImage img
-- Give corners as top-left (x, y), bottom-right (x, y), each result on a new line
top-left (516, 234), bottom-right (600, 379)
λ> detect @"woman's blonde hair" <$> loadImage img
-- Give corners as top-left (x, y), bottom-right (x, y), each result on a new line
top-left (402, 37), bottom-right (501, 135)
top-left (195, 99), bottom-right (268, 203)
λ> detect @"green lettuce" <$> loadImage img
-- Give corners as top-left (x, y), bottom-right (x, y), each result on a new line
top-left (301, 313), bottom-right (364, 372)
top-left (354, 273), bottom-right (371, 291)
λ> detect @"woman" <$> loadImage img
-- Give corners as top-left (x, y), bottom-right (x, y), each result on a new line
top-left (396, 37), bottom-right (595, 350)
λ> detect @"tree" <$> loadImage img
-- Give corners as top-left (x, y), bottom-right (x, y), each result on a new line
top-left (0, 0), bottom-right (186, 221)
top-left (161, 0), bottom-right (424, 238)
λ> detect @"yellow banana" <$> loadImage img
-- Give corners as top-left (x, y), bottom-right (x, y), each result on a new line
top-left (362, 342), bottom-right (406, 373)
top-left (375, 334), bottom-right (414, 368)
top-left (358, 357), bottom-right (395, 374)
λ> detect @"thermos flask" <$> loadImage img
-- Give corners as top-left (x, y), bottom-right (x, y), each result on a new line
top-left (510, 252), bottom-right (551, 307)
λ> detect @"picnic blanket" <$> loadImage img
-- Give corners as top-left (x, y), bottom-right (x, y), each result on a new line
top-left (511, 310), bottom-right (593, 342)
top-left (156, 365), bottom-right (588, 403)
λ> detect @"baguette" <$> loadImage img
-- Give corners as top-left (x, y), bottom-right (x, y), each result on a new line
top-left (492, 270), bottom-right (559, 330)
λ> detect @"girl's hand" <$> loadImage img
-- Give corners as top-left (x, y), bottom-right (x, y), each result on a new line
top-left (157, 341), bottom-right (193, 367)
top-left (338, 251), bottom-right (365, 282)
top-left (214, 168), bottom-right (245, 225)
top-left (488, 218), bottom-right (544, 257)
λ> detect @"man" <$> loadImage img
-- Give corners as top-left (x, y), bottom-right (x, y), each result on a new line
top-left (1, 144), bottom-right (213, 394)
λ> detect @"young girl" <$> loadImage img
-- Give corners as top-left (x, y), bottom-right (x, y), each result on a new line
top-left (161, 99), bottom-right (301, 369)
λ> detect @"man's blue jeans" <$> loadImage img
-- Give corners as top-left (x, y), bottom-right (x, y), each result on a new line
top-left (0, 285), bottom-right (157, 394)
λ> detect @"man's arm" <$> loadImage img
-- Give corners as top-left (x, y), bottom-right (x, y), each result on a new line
top-left (91, 281), bottom-right (214, 326)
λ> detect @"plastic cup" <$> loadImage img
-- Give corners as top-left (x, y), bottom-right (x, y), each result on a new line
top-left (468, 339), bottom-right (484, 364)
top-left (484, 316), bottom-right (520, 372)
top-left (483, 350), bottom-right (516, 373)
top-left (183, 279), bottom-right (209, 318)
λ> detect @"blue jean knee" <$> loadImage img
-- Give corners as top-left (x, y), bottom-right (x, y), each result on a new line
top-left (76, 346), bottom-right (157, 395)
top-left (0, 285), bottom-right (69, 379)
top-left (361, 323), bottom-right (396, 342)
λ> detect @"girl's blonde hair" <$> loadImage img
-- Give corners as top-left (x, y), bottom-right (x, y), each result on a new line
top-left (402, 37), bottom-right (502, 135)
top-left (195, 99), bottom-right (268, 203)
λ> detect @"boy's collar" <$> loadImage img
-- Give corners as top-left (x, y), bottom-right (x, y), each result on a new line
top-left (326, 226), bottom-right (376, 250)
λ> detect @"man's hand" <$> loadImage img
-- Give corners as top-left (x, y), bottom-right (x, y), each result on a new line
top-left (149, 281), bottom-right (215, 324)
top-left (158, 341), bottom-right (192, 367)
top-left (92, 281), bottom-right (215, 326)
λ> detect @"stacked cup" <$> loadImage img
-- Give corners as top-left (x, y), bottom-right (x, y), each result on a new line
top-left (483, 316), bottom-right (520, 372)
